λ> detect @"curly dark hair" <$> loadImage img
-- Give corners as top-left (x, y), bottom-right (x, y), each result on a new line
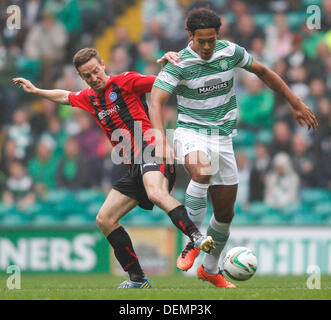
top-left (185, 8), bottom-right (222, 34)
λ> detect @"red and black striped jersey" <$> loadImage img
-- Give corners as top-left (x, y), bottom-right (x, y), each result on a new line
top-left (68, 72), bottom-right (157, 164)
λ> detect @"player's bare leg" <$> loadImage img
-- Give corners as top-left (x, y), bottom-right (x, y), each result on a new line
top-left (142, 169), bottom-right (180, 213)
top-left (96, 189), bottom-right (138, 236)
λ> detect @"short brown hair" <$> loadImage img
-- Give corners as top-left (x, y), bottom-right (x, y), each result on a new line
top-left (73, 48), bottom-right (102, 70)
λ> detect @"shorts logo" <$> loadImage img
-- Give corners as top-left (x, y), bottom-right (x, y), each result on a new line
top-left (185, 143), bottom-right (195, 151)
top-left (142, 163), bottom-right (158, 168)
top-left (109, 92), bottom-right (118, 102)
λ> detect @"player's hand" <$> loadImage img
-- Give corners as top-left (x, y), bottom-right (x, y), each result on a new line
top-left (290, 100), bottom-right (318, 130)
top-left (156, 51), bottom-right (181, 68)
top-left (12, 77), bottom-right (38, 94)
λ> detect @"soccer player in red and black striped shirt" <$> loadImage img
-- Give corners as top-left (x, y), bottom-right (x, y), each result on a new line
top-left (13, 48), bottom-right (214, 289)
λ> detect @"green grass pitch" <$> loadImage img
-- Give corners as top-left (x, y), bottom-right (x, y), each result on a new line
top-left (0, 274), bottom-right (330, 300)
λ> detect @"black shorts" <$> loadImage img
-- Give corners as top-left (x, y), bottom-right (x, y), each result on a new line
top-left (112, 162), bottom-right (176, 210)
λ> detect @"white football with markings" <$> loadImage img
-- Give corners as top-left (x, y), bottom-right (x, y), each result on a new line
top-left (223, 246), bottom-right (257, 281)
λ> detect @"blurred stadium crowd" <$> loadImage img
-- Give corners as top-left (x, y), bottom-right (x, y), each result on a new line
top-left (0, 0), bottom-right (330, 226)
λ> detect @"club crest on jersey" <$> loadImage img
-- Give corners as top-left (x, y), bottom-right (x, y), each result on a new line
top-left (219, 59), bottom-right (229, 70)
top-left (109, 92), bottom-right (118, 102)
top-left (197, 78), bottom-right (229, 94)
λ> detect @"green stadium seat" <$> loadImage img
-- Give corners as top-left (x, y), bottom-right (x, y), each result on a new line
top-left (173, 189), bottom-right (185, 203)
top-left (33, 214), bottom-right (61, 226)
top-left (291, 214), bottom-right (309, 225)
top-left (65, 214), bottom-right (91, 226)
top-left (149, 214), bottom-right (168, 225)
top-left (247, 201), bottom-right (272, 218)
top-left (307, 214), bottom-right (328, 224)
top-left (286, 12), bottom-right (307, 29)
top-left (20, 202), bottom-right (44, 216)
top-left (254, 13), bottom-right (273, 28)
top-left (301, 188), bottom-right (331, 206)
top-left (255, 129), bottom-right (273, 144)
top-left (43, 189), bottom-right (75, 204)
top-left (151, 205), bottom-right (165, 216)
top-left (120, 206), bottom-right (147, 225)
top-left (280, 203), bottom-right (303, 218)
top-left (124, 214), bottom-right (154, 227)
top-left (0, 203), bottom-right (16, 216)
top-left (299, 202), bottom-right (312, 215)
top-left (157, 215), bottom-right (173, 227)
top-left (223, 12), bottom-right (235, 24)
top-left (2, 213), bottom-right (29, 226)
top-left (313, 202), bottom-right (331, 218)
top-left (15, 56), bottom-right (41, 82)
top-left (119, 213), bottom-right (130, 223)
top-left (86, 201), bottom-right (104, 217)
top-left (56, 199), bottom-right (86, 215)
top-left (233, 129), bottom-right (255, 147)
top-left (288, 201), bottom-right (319, 225)
top-left (259, 213), bottom-right (288, 225)
top-left (74, 189), bottom-right (105, 204)
top-left (302, 0), bottom-right (322, 7)
top-left (232, 213), bottom-right (259, 225)
top-left (245, 202), bottom-right (294, 225)
top-left (236, 147), bottom-right (255, 161)
top-left (234, 203), bottom-right (243, 214)
top-left (291, 211), bottom-right (327, 225)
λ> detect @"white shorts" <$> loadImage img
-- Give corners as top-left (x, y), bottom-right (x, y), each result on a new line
top-left (173, 127), bottom-right (238, 186)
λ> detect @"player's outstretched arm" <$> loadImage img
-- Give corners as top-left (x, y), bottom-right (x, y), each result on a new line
top-left (149, 86), bottom-right (178, 164)
top-left (247, 59), bottom-right (318, 131)
top-left (12, 77), bottom-right (70, 105)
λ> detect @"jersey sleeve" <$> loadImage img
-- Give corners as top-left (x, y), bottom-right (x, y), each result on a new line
top-left (234, 44), bottom-right (253, 70)
top-left (68, 88), bottom-right (92, 112)
top-left (121, 72), bottom-right (156, 95)
top-left (153, 62), bottom-right (183, 94)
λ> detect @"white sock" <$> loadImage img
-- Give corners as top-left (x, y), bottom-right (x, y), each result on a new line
top-left (185, 180), bottom-right (209, 232)
top-left (202, 215), bottom-right (230, 274)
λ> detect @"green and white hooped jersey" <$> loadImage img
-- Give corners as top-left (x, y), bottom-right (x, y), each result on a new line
top-left (153, 40), bottom-right (253, 136)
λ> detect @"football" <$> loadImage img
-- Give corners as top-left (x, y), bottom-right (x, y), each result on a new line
top-left (223, 246), bottom-right (258, 281)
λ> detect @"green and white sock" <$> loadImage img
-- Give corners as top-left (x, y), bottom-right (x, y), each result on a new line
top-left (202, 216), bottom-right (230, 274)
top-left (185, 180), bottom-right (209, 231)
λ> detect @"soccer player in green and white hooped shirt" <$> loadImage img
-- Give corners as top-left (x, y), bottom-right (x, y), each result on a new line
top-left (150, 8), bottom-right (318, 288)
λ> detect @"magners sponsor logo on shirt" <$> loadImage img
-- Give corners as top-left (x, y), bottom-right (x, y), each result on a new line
top-left (197, 78), bottom-right (228, 94)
